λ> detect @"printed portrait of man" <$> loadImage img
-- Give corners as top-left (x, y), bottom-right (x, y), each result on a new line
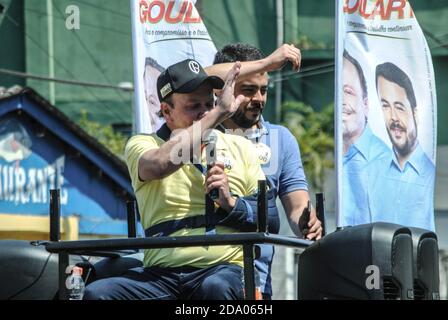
top-left (143, 57), bottom-right (165, 132)
top-left (341, 50), bottom-right (389, 226)
top-left (368, 62), bottom-right (435, 231)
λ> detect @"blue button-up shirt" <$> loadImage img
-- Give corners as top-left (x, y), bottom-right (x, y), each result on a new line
top-left (368, 143), bottom-right (435, 231)
top-left (341, 126), bottom-right (389, 226)
top-left (254, 120), bottom-right (309, 296)
top-left (221, 118), bottom-right (308, 296)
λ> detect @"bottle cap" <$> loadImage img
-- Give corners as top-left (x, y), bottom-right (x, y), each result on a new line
top-left (72, 266), bottom-right (83, 276)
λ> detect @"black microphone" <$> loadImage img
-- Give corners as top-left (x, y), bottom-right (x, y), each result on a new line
top-left (298, 200), bottom-right (311, 238)
top-left (315, 193), bottom-right (326, 237)
top-left (203, 131), bottom-right (218, 235)
top-left (204, 131), bottom-right (219, 200)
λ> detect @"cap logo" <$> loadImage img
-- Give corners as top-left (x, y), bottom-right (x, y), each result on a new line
top-left (189, 61), bottom-right (200, 74)
top-left (160, 83), bottom-right (172, 99)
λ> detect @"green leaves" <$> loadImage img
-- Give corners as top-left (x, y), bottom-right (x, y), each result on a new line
top-left (281, 101), bottom-right (334, 191)
top-left (77, 109), bottom-right (127, 160)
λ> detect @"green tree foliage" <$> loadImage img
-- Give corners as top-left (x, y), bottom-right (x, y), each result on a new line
top-left (77, 110), bottom-right (127, 160)
top-left (281, 101), bottom-right (334, 191)
top-left (295, 34), bottom-right (328, 51)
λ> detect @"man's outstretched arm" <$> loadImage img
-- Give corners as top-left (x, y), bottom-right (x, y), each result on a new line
top-left (205, 43), bottom-right (301, 80)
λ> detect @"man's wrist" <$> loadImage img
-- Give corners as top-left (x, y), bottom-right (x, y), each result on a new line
top-left (221, 196), bottom-right (237, 213)
top-left (259, 57), bottom-right (274, 73)
top-left (212, 102), bottom-right (234, 123)
top-left (205, 107), bottom-right (228, 126)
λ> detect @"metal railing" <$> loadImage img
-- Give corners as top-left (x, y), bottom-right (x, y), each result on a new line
top-left (45, 183), bottom-right (317, 300)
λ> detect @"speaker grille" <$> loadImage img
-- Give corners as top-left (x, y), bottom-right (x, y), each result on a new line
top-left (383, 278), bottom-right (400, 300)
top-left (413, 280), bottom-right (425, 300)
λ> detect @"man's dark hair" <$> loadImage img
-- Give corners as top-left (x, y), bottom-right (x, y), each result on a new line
top-left (375, 62), bottom-right (417, 109)
top-left (343, 50), bottom-right (368, 100)
top-left (214, 43), bottom-right (264, 64)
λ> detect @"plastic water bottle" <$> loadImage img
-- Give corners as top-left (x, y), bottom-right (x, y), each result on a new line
top-left (241, 268), bottom-right (262, 300)
top-left (66, 266), bottom-right (85, 300)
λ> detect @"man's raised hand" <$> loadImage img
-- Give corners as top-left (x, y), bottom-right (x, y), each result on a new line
top-left (265, 44), bottom-right (302, 72)
top-left (216, 61), bottom-right (245, 118)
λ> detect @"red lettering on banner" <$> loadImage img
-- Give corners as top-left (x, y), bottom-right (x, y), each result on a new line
top-left (139, 0), bottom-right (148, 23)
top-left (344, 0), bottom-right (412, 20)
top-left (184, 1), bottom-right (201, 23)
top-left (386, 0), bottom-right (406, 19)
top-left (344, 0), bottom-right (359, 14)
top-left (165, 1), bottom-right (188, 24)
top-left (139, 0), bottom-right (202, 24)
top-left (369, 0), bottom-right (386, 20)
top-left (147, 1), bottom-right (165, 24)
top-left (359, 0), bottom-right (370, 19)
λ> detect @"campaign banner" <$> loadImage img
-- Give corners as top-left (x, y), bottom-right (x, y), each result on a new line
top-left (131, 0), bottom-right (217, 133)
top-left (336, 0), bottom-right (437, 231)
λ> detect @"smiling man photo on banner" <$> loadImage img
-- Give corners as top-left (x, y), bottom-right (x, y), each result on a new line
top-left (143, 57), bottom-right (165, 132)
top-left (341, 50), bottom-right (389, 226)
top-left (368, 62), bottom-right (435, 231)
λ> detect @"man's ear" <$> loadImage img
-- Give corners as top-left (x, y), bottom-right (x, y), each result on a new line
top-left (160, 102), bottom-right (171, 120)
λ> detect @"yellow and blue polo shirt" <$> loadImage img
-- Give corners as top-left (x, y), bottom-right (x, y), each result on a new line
top-left (124, 129), bottom-right (265, 268)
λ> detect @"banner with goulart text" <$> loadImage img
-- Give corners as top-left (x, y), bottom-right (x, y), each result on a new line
top-left (130, 0), bottom-right (217, 134)
top-left (336, 0), bottom-right (437, 231)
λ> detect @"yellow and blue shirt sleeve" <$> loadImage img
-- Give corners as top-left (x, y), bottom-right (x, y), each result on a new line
top-left (124, 134), bottom-right (161, 191)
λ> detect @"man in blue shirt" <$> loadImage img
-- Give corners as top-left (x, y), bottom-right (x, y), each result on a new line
top-left (341, 50), bottom-right (389, 226)
top-left (211, 43), bottom-right (322, 299)
top-left (368, 62), bottom-right (435, 231)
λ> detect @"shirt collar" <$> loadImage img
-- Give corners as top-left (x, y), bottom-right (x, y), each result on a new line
top-left (245, 117), bottom-right (269, 142)
top-left (156, 123), bottom-right (172, 142)
top-left (391, 142), bottom-right (426, 175)
top-left (346, 125), bottom-right (374, 161)
top-left (217, 116), bottom-right (269, 143)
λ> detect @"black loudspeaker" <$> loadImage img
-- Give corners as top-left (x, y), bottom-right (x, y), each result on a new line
top-left (408, 227), bottom-right (440, 300)
top-left (298, 222), bottom-right (414, 300)
top-left (0, 240), bottom-right (90, 300)
top-left (0, 240), bottom-right (143, 299)
top-left (0, 240), bottom-right (59, 299)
